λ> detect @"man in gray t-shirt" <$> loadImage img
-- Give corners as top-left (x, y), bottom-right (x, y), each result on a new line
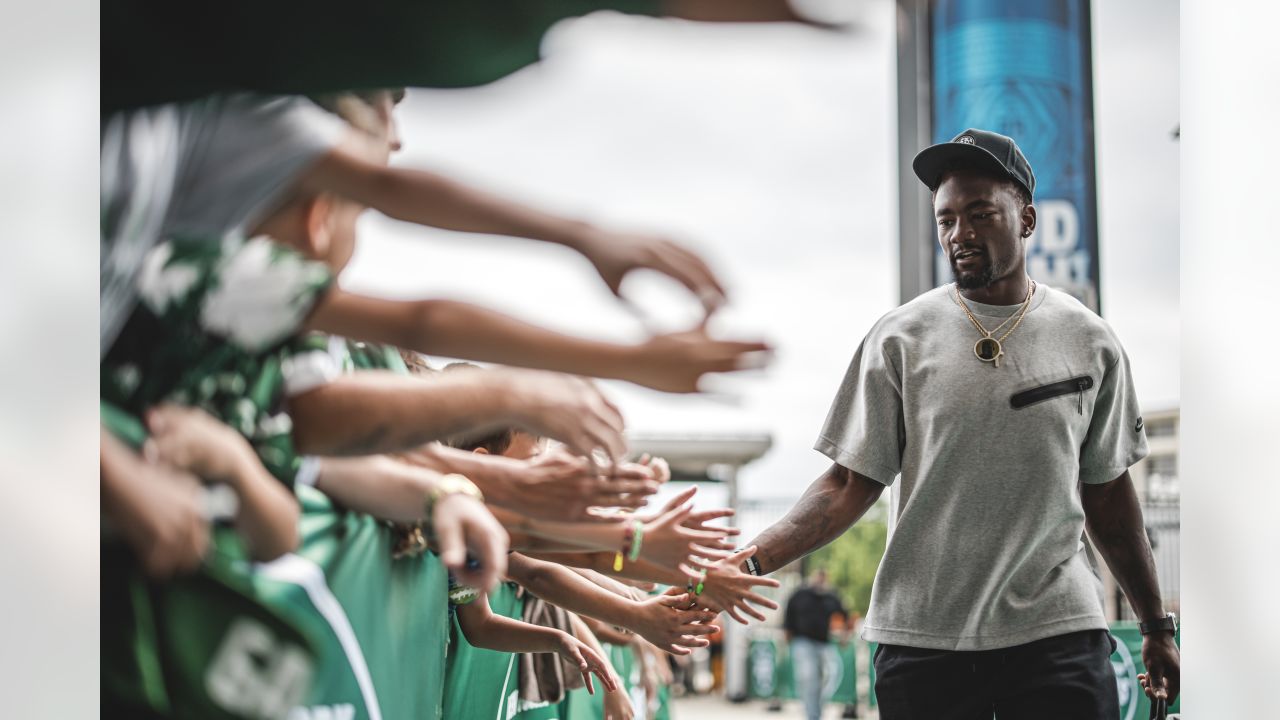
top-left (741, 129), bottom-right (1179, 719)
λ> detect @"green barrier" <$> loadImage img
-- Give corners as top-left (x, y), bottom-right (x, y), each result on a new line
top-left (250, 486), bottom-right (450, 719)
top-left (747, 637), bottom-right (858, 705)
top-left (442, 583), bottom-right (525, 720)
top-left (867, 624), bottom-right (1181, 718)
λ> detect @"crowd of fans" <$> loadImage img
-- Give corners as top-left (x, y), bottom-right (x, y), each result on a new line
top-left (100, 5), bottom-right (823, 717)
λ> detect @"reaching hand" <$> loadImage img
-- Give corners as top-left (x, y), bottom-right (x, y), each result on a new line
top-left (499, 369), bottom-right (628, 461)
top-left (513, 448), bottom-right (660, 521)
top-left (575, 228), bottom-right (727, 317)
top-left (635, 454), bottom-right (671, 484)
top-left (143, 404), bottom-right (256, 485)
top-left (623, 325), bottom-right (772, 394)
top-left (640, 499), bottom-right (734, 570)
top-left (554, 632), bottom-right (619, 695)
top-left (679, 545), bottom-right (781, 624)
top-left (639, 487), bottom-right (738, 544)
top-left (627, 593), bottom-right (720, 655)
top-left (432, 494), bottom-right (509, 592)
top-left (1138, 633), bottom-right (1180, 705)
top-left (109, 459), bottom-right (211, 579)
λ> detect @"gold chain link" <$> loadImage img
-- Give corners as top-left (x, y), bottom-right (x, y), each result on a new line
top-left (953, 279), bottom-right (1036, 343)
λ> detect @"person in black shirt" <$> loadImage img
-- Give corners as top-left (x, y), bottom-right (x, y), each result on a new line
top-left (783, 568), bottom-right (848, 720)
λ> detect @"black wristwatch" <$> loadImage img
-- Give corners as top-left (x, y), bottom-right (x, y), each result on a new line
top-left (1139, 612), bottom-right (1178, 636)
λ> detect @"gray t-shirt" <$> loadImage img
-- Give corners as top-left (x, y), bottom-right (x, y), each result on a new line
top-left (816, 283), bottom-right (1148, 651)
top-left (100, 93), bottom-right (346, 357)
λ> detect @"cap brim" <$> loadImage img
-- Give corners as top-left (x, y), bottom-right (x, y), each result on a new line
top-left (912, 142), bottom-right (1014, 191)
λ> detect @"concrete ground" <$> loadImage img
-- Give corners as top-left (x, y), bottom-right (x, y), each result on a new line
top-left (669, 694), bottom-right (878, 720)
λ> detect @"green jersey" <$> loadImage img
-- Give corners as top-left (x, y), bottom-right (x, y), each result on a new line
top-left (101, 407), bottom-right (319, 720)
top-left (101, 233), bottom-right (334, 484)
top-left (442, 583), bottom-right (526, 720)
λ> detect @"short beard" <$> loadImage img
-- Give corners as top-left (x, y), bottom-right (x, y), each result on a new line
top-left (951, 259), bottom-right (997, 290)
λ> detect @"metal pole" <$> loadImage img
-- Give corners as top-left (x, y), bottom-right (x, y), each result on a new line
top-left (723, 466), bottom-right (750, 701)
top-left (896, 0), bottom-right (934, 306)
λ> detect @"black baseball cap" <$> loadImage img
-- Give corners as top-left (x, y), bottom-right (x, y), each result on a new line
top-left (912, 128), bottom-right (1036, 200)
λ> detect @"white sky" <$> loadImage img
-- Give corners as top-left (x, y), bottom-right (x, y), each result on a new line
top-left (342, 0), bottom-right (1178, 501)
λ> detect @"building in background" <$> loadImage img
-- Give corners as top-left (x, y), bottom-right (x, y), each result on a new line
top-left (1098, 407), bottom-right (1180, 620)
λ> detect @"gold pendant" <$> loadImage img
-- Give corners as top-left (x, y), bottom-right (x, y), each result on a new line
top-left (974, 336), bottom-right (1003, 367)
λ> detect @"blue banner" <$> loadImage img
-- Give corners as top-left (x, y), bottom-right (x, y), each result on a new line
top-left (930, 0), bottom-right (1101, 312)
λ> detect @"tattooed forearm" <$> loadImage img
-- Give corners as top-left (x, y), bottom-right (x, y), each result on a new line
top-left (748, 464), bottom-right (885, 575)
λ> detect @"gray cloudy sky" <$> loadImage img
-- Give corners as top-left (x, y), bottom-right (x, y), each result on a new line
top-left (343, 0), bottom-right (1178, 501)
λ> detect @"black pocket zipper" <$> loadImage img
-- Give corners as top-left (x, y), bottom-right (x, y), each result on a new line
top-left (1010, 375), bottom-right (1095, 414)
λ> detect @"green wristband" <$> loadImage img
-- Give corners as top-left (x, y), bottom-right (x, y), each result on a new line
top-left (695, 568), bottom-right (707, 596)
top-left (628, 519), bottom-right (644, 562)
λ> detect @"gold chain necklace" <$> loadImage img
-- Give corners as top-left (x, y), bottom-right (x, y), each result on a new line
top-left (952, 280), bottom-right (1036, 368)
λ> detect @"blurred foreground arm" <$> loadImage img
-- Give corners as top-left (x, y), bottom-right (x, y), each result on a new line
top-left (289, 368), bottom-right (627, 460)
top-left (143, 405), bottom-right (298, 562)
top-left (102, 426), bottom-right (210, 578)
top-left (307, 294), bottom-right (770, 394)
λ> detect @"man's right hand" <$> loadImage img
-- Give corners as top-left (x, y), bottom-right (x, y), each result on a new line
top-left (510, 448), bottom-right (660, 521)
top-left (498, 369), bottom-right (627, 461)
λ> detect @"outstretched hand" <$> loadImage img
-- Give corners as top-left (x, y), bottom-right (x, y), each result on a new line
top-left (555, 632), bottom-right (619, 695)
top-left (500, 369), bottom-right (628, 462)
top-left (624, 324), bottom-right (772, 394)
top-left (678, 545), bottom-right (781, 624)
top-left (575, 228), bottom-right (727, 318)
top-left (640, 489), bottom-right (734, 569)
top-left (514, 448), bottom-right (660, 521)
top-left (628, 593), bottom-right (720, 655)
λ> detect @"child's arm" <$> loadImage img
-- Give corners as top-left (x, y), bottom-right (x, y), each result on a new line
top-left (567, 614), bottom-right (633, 720)
top-left (313, 455), bottom-right (508, 591)
top-left (504, 553), bottom-right (717, 656)
top-left (456, 592), bottom-right (617, 695)
top-left (524, 546), bottom-right (782, 627)
top-left (143, 405), bottom-right (298, 562)
top-left (305, 293), bottom-right (770, 395)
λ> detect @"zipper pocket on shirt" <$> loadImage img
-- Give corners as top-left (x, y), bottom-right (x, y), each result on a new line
top-left (1009, 375), bottom-right (1095, 414)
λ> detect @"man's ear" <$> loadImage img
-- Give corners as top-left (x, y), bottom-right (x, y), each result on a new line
top-left (1021, 203), bottom-right (1037, 238)
top-left (472, 447), bottom-right (490, 456)
top-left (302, 195), bottom-right (334, 257)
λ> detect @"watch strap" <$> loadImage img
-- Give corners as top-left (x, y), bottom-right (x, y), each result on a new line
top-left (1138, 612), bottom-right (1177, 635)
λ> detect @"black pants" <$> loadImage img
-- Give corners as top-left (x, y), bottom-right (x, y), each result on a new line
top-left (873, 630), bottom-right (1119, 720)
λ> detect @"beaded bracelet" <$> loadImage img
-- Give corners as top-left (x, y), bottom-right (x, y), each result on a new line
top-left (616, 522), bottom-right (637, 571)
top-left (627, 519), bottom-right (645, 562)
